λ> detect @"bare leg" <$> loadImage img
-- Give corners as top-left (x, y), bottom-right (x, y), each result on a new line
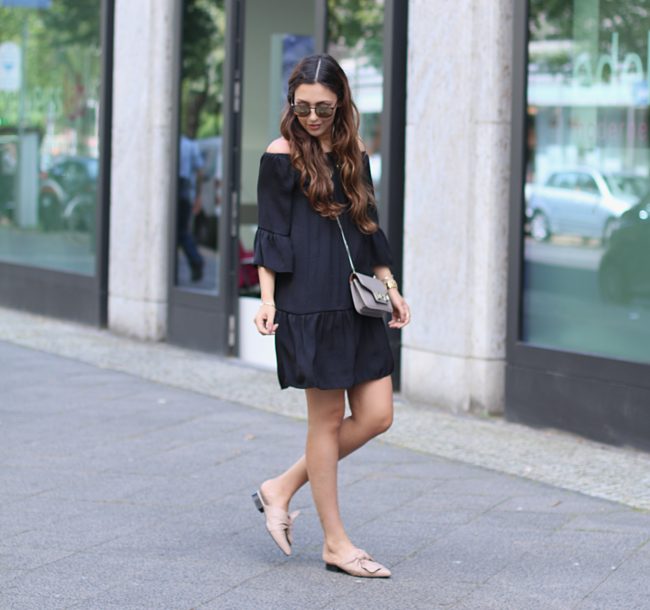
top-left (302, 387), bottom-right (357, 558)
top-left (260, 376), bottom-right (393, 511)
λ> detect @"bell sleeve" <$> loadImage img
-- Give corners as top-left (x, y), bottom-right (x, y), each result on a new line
top-left (253, 154), bottom-right (295, 273)
top-left (363, 154), bottom-right (394, 268)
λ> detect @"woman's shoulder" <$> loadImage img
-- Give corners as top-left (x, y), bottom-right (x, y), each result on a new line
top-left (265, 138), bottom-right (291, 154)
top-left (259, 139), bottom-right (296, 191)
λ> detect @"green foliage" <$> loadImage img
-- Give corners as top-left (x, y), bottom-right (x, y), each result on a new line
top-left (529, 0), bottom-right (650, 83)
top-left (182, 1), bottom-right (219, 81)
top-left (327, 0), bottom-right (384, 69)
top-left (529, 0), bottom-right (572, 40)
top-left (0, 0), bottom-right (101, 148)
top-left (38, 0), bottom-right (100, 48)
top-left (180, 0), bottom-right (225, 139)
top-left (530, 0), bottom-right (650, 53)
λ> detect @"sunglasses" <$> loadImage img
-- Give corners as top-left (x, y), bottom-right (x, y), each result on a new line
top-left (291, 102), bottom-right (336, 118)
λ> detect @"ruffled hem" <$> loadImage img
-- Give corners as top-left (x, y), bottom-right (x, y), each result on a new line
top-left (253, 228), bottom-right (293, 273)
top-left (279, 367), bottom-right (394, 390)
top-left (273, 309), bottom-right (394, 390)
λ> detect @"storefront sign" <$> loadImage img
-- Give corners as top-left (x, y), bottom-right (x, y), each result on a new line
top-left (0, 42), bottom-right (21, 92)
top-left (573, 31), bottom-right (650, 90)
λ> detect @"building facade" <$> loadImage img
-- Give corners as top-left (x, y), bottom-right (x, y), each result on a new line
top-left (1, 0), bottom-right (649, 450)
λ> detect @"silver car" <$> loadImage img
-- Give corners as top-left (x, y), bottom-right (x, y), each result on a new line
top-left (527, 169), bottom-right (645, 243)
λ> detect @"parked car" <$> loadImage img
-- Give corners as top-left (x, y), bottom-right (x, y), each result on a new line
top-left (598, 199), bottom-right (650, 304)
top-left (39, 156), bottom-right (98, 231)
top-left (526, 169), bottom-right (645, 243)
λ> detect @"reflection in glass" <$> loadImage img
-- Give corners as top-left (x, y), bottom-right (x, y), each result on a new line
top-left (238, 0), bottom-right (317, 298)
top-left (523, 0), bottom-right (650, 364)
top-left (175, 0), bottom-right (225, 292)
top-left (0, 0), bottom-right (101, 275)
top-left (327, 0), bottom-right (384, 202)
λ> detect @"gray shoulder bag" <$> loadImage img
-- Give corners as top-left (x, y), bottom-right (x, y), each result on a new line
top-left (335, 216), bottom-right (392, 318)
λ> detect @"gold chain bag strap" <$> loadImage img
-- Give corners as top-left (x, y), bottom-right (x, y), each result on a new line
top-left (335, 216), bottom-right (392, 318)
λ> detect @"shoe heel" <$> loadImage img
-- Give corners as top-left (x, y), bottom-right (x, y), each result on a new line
top-left (251, 491), bottom-right (264, 513)
top-left (325, 564), bottom-right (341, 573)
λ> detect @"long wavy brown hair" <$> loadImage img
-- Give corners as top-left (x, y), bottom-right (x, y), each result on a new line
top-left (279, 54), bottom-right (377, 234)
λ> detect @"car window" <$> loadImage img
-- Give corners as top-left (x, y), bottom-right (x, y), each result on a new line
top-left (632, 177), bottom-right (650, 199)
top-left (576, 173), bottom-right (599, 194)
top-left (604, 174), bottom-right (650, 199)
top-left (547, 172), bottom-right (576, 189)
top-left (64, 163), bottom-right (84, 182)
top-left (49, 163), bottom-right (65, 179)
top-left (546, 173), bottom-right (561, 187)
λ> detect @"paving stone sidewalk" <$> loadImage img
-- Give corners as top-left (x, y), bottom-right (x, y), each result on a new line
top-left (1, 307), bottom-right (650, 513)
top-left (2, 340), bottom-right (650, 609)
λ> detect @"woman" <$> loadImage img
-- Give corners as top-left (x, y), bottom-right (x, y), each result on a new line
top-left (252, 54), bottom-right (410, 578)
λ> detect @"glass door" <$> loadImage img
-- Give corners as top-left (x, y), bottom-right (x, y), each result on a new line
top-left (167, 0), bottom-right (234, 351)
top-left (234, 0), bottom-right (407, 373)
top-left (235, 0), bottom-right (319, 366)
top-left (327, 0), bottom-right (385, 204)
top-left (174, 0), bottom-right (225, 293)
top-left (168, 0), bottom-right (406, 360)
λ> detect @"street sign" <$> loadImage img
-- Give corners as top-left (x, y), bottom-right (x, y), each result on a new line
top-left (1, 0), bottom-right (51, 7)
top-left (0, 42), bottom-right (21, 92)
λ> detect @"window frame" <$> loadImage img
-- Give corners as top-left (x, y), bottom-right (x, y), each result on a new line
top-left (0, 0), bottom-right (114, 326)
top-left (505, 0), bottom-right (650, 450)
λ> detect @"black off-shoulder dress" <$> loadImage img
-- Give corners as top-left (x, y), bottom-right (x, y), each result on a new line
top-left (253, 152), bottom-right (394, 390)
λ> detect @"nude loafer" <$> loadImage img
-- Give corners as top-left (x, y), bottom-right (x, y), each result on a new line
top-left (325, 549), bottom-right (391, 578)
top-left (252, 489), bottom-right (300, 556)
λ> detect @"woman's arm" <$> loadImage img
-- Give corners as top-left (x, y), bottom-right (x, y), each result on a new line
top-left (373, 265), bottom-right (410, 329)
top-left (254, 266), bottom-right (279, 335)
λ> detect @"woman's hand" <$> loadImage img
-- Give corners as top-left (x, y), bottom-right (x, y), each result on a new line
top-left (387, 289), bottom-right (410, 329)
top-left (254, 303), bottom-right (279, 335)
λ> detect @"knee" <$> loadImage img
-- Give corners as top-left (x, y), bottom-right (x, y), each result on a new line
top-left (321, 413), bottom-right (345, 435)
top-left (358, 406), bottom-right (392, 437)
top-left (307, 405), bottom-right (346, 436)
top-left (373, 409), bottom-right (393, 435)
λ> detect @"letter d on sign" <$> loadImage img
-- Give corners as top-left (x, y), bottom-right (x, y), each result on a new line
top-left (596, 32), bottom-right (619, 83)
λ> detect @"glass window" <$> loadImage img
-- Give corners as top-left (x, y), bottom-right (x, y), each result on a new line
top-left (0, 0), bottom-right (101, 275)
top-left (237, 0), bottom-right (316, 298)
top-left (548, 172), bottom-right (575, 189)
top-left (523, 0), bottom-right (650, 364)
top-left (233, 0), bottom-right (386, 301)
top-left (175, 0), bottom-right (225, 291)
top-left (327, 0), bottom-right (385, 202)
top-left (576, 173), bottom-right (599, 193)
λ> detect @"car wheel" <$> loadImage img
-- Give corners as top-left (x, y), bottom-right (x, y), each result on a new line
top-left (63, 197), bottom-right (94, 232)
top-left (599, 259), bottom-right (629, 304)
top-left (530, 211), bottom-right (551, 242)
top-left (38, 193), bottom-right (62, 231)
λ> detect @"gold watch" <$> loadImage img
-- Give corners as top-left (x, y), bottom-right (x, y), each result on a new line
top-left (383, 277), bottom-right (398, 290)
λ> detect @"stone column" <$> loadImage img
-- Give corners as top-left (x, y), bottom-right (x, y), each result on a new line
top-left (108, 0), bottom-right (176, 340)
top-left (401, 0), bottom-right (513, 414)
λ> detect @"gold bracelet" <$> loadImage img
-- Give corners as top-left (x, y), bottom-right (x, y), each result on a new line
top-left (382, 277), bottom-right (398, 290)
top-left (261, 300), bottom-right (276, 308)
